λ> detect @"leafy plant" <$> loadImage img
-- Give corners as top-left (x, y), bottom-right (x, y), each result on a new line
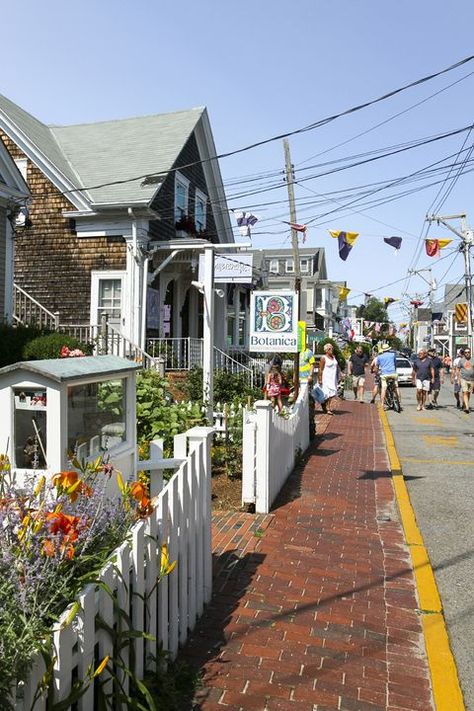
top-left (182, 367), bottom-right (260, 404)
top-left (22, 333), bottom-right (93, 360)
top-left (0, 323), bottom-right (46, 367)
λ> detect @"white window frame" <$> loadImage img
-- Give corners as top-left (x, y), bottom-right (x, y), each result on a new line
top-left (269, 259), bottom-right (279, 274)
top-left (300, 258), bottom-right (309, 273)
top-left (194, 187), bottom-right (207, 232)
top-left (14, 158), bottom-right (28, 182)
top-left (286, 258), bottom-right (294, 273)
top-left (175, 172), bottom-right (190, 222)
top-left (90, 271), bottom-right (126, 333)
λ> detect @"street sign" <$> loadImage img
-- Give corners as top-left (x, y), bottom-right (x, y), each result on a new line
top-left (199, 253), bottom-right (253, 283)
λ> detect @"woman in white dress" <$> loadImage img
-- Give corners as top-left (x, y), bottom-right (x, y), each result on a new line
top-left (318, 342), bottom-right (340, 414)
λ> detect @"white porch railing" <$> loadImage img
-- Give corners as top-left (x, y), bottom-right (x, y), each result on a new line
top-left (13, 283), bottom-right (59, 330)
top-left (242, 385), bottom-right (310, 514)
top-left (147, 337), bottom-right (203, 370)
top-left (12, 426), bottom-right (213, 711)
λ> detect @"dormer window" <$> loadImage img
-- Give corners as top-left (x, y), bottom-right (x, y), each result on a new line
top-left (195, 188), bottom-right (207, 232)
top-left (269, 259), bottom-right (279, 274)
top-left (286, 258), bottom-right (294, 273)
top-left (300, 258), bottom-right (309, 273)
top-left (175, 172), bottom-right (190, 222)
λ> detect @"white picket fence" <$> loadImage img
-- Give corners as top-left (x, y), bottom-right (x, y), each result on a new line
top-left (242, 385), bottom-right (310, 513)
top-left (12, 426), bottom-right (214, 711)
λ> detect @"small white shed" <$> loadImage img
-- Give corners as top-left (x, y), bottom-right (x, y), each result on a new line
top-left (0, 355), bottom-right (142, 488)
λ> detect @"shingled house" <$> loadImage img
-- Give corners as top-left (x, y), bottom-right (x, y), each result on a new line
top-left (0, 95), bottom-right (234, 351)
top-left (0, 137), bottom-right (29, 321)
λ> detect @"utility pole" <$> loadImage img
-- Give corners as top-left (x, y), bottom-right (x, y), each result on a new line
top-left (283, 138), bottom-right (301, 392)
top-left (426, 213), bottom-right (473, 350)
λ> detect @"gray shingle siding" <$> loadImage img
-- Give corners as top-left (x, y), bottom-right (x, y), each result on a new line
top-left (149, 132), bottom-right (218, 242)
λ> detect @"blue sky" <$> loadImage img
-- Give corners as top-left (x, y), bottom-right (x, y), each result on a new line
top-left (3, 0), bottom-right (474, 325)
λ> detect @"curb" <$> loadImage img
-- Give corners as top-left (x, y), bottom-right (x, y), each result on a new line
top-left (379, 405), bottom-right (465, 711)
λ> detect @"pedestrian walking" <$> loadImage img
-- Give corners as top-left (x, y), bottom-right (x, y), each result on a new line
top-left (373, 343), bottom-right (401, 410)
top-left (348, 345), bottom-right (369, 403)
top-left (426, 347), bottom-right (444, 409)
top-left (455, 346), bottom-right (474, 414)
top-left (451, 348), bottom-right (464, 409)
top-left (412, 349), bottom-right (435, 411)
top-left (318, 342), bottom-right (340, 415)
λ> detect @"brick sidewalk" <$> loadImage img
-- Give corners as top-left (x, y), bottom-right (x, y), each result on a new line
top-left (179, 399), bottom-right (434, 711)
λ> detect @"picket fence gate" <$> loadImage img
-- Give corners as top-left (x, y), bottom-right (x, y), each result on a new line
top-left (242, 385), bottom-right (310, 513)
top-left (12, 426), bottom-right (214, 711)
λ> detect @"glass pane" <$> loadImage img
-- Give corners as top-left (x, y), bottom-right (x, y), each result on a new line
top-left (67, 379), bottom-right (126, 457)
top-left (98, 279), bottom-right (121, 322)
top-left (14, 388), bottom-right (47, 469)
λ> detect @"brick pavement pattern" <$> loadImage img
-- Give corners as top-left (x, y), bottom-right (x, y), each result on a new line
top-left (179, 399), bottom-right (435, 711)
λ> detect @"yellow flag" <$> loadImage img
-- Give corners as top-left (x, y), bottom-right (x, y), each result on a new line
top-left (438, 239), bottom-right (452, 249)
top-left (338, 286), bottom-right (350, 301)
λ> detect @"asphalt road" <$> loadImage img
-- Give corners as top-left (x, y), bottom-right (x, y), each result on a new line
top-left (383, 380), bottom-right (474, 711)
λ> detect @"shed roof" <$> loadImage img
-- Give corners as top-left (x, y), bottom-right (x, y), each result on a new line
top-left (0, 355), bottom-right (142, 383)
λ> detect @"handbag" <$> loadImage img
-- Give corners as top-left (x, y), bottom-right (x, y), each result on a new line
top-left (311, 384), bottom-right (327, 404)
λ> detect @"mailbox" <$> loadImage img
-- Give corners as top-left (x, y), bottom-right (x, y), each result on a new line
top-left (0, 355), bottom-right (142, 488)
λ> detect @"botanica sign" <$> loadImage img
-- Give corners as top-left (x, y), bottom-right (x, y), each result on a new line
top-left (249, 291), bottom-right (299, 353)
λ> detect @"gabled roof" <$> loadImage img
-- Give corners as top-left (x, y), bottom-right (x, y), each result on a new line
top-left (0, 94), bottom-right (205, 207)
top-left (0, 355), bottom-right (142, 382)
top-left (51, 108), bottom-right (205, 205)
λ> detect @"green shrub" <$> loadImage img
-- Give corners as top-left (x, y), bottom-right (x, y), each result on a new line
top-left (0, 324), bottom-right (46, 367)
top-left (182, 367), bottom-right (260, 404)
top-left (22, 333), bottom-right (93, 360)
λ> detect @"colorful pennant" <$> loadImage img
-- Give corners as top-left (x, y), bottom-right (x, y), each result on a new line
top-left (233, 210), bottom-right (258, 237)
top-left (383, 236), bottom-right (402, 250)
top-left (425, 238), bottom-right (452, 257)
top-left (338, 286), bottom-right (351, 301)
top-left (329, 230), bottom-right (359, 261)
top-left (384, 297), bottom-right (398, 306)
top-left (283, 222), bottom-right (308, 243)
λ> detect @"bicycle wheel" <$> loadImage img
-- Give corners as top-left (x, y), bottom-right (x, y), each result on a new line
top-left (384, 386), bottom-right (394, 410)
top-left (392, 388), bottom-right (401, 413)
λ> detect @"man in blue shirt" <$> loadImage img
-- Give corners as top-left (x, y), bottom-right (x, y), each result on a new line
top-left (373, 343), bottom-right (401, 410)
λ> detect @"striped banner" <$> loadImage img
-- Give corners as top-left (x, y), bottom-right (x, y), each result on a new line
top-left (455, 302), bottom-right (468, 323)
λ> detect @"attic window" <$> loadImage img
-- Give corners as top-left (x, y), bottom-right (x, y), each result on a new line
top-left (195, 188), bottom-right (207, 232)
top-left (175, 172), bottom-right (190, 222)
top-left (14, 158), bottom-right (28, 183)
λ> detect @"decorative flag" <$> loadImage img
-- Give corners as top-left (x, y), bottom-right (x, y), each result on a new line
top-left (399, 323), bottom-right (407, 328)
top-left (383, 236), bottom-right (402, 250)
top-left (374, 322), bottom-right (381, 333)
top-left (329, 230), bottom-right (359, 261)
top-left (338, 286), bottom-right (351, 301)
top-left (425, 238), bottom-right (452, 257)
top-left (283, 222), bottom-right (308, 243)
top-left (410, 299), bottom-right (423, 307)
top-left (455, 303), bottom-right (468, 324)
top-left (384, 297), bottom-right (398, 306)
top-left (233, 210), bottom-right (258, 237)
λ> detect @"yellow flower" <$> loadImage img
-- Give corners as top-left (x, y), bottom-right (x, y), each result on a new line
top-left (160, 543), bottom-right (177, 577)
top-left (92, 656), bottom-right (110, 678)
top-left (33, 475), bottom-right (46, 497)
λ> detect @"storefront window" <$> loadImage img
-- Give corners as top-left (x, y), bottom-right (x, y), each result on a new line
top-left (67, 379), bottom-right (126, 458)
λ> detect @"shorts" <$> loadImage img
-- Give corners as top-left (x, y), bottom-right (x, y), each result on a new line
top-left (416, 379), bottom-right (431, 391)
top-left (352, 375), bottom-right (365, 387)
top-left (374, 373), bottom-right (381, 386)
top-left (461, 379), bottom-right (474, 394)
top-left (430, 379), bottom-right (440, 392)
top-left (381, 374), bottom-right (398, 382)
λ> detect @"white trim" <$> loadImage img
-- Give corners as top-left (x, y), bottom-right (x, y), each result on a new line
top-left (285, 258), bottom-right (294, 273)
top-left (0, 142), bottom-right (29, 197)
top-left (175, 171), bottom-right (190, 222)
top-left (0, 109), bottom-right (91, 212)
top-left (300, 258), bottom-right (309, 273)
top-left (269, 259), bottom-right (279, 274)
top-left (4, 218), bottom-right (14, 321)
top-left (194, 187), bottom-right (207, 231)
top-left (194, 111), bottom-right (234, 244)
top-left (90, 270), bottom-right (127, 334)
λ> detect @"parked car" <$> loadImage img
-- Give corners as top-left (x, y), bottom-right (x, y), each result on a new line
top-left (396, 356), bottom-right (414, 385)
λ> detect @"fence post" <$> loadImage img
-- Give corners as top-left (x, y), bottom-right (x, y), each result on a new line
top-left (242, 409), bottom-right (257, 506)
top-left (99, 313), bottom-right (108, 355)
top-left (255, 400), bottom-right (272, 514)
top-left (186, 426), bottom-right (214, 604)
top-left (54, 311), bottom-right (60, 330)
top-left (149, 439), bottom-right (164, 498)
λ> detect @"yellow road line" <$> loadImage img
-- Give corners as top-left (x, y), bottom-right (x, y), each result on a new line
top-left (379, 406), bottom-right (465, 711)
top-left (423, 434), bottom-right (458, 447)
top-left (401, 458), bottom-right (474, 465)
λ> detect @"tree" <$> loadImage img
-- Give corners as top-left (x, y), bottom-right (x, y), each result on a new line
top-left (356, 297), bottom-right (388, 323)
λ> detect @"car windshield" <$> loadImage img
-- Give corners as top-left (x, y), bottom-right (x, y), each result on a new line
top-left (396, 359), bottom-right (411, 368)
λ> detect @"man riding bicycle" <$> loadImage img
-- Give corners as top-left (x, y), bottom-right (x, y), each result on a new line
top-left (373, 344), bottom-right (402, 411)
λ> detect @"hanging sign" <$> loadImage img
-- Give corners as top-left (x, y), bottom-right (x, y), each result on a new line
top-left (199, 253), bottom-right (253, 283)
top-left (249, 291), bottom-right (299, 353)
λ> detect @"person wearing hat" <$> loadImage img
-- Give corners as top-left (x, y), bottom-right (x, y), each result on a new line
top-left (372, 343), bottom-right (401, 410)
